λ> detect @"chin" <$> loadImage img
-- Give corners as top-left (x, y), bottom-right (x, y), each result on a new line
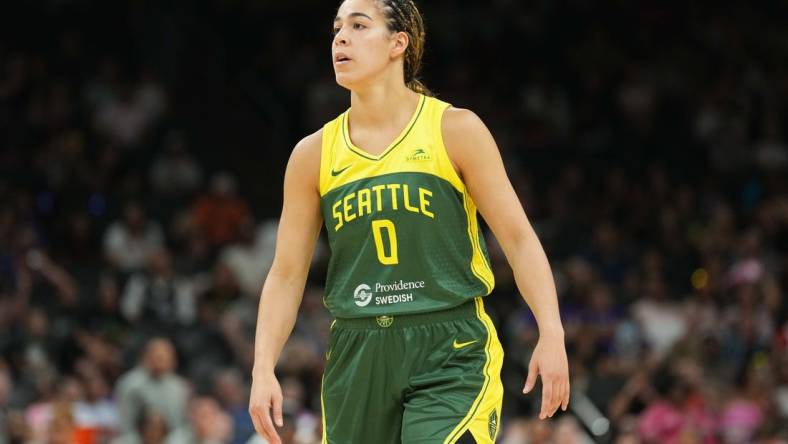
top-left (334, 73), bottom-right (358, 90)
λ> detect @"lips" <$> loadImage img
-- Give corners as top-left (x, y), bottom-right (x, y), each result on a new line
top-left (334, 52), bottom-right (352, 63)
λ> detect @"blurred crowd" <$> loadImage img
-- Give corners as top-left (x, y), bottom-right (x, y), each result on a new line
top-left (1, 1), bottom-right (787, 443)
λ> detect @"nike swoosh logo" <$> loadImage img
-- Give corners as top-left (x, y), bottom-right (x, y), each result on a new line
top-left (331, 164), bottom-right (353, 176)
top-left (452, 339), bottom-right (479, 349)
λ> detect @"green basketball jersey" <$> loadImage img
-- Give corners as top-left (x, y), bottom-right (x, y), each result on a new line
top-left (319, 93), bottom-right (495, 318)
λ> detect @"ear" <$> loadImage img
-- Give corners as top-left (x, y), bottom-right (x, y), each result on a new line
top-left (390, 31), bottom-right (409, 59)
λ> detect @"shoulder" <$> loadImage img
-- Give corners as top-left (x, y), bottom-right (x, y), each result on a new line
top-left (441, 106), bottom-right (487, 133)
top-left (285, 128), bottom-right (323, 184)
top-left (115, 367), bottom-right (144, 389)
top-left (291, 127), bottom-right (323, 162)
top-left (441, 106), bottom-right (494, 149)
top-left (440, 106), bottom-right (497, 172)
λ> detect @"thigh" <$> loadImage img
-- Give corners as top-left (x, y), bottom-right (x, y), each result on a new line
top-left (401, 301), bottom-right (504, 444)
top-left (321, 327), bottom-right (406, 444)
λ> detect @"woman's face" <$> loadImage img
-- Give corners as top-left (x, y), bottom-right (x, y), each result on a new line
top-left (332, 0), bottom-right (403, 89)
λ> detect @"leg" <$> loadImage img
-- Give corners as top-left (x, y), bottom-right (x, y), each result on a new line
top-left (401, 298), bottom-right (504, 444)
top-left (321, 327), bottom-right (407, 444)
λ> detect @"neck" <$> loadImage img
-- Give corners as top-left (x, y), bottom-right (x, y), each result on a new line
top-left (348, 80), bottom-right (419, 130)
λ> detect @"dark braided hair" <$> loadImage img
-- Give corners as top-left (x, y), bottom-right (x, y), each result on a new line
top-left (374, 0), bottom-right (433, 96)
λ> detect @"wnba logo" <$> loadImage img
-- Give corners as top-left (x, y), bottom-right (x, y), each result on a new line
top-left (353, 284), bottom-right (373, 307)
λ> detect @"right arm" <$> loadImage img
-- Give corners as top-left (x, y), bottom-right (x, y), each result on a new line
top-left (249, 130), bottom-right (323, 444)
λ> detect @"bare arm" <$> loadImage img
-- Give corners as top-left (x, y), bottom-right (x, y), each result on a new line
top-left (442, 107), bottom-right (569, 419)
top-left (442, 108), bottom-right (563, 337)
top-left (252, 130), bottom-right (323, 373)
top-left (249, 130), bottom-right (323, 443)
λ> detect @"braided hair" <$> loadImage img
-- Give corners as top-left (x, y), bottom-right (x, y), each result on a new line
top-left (374, 0), bottom-right (432, 96)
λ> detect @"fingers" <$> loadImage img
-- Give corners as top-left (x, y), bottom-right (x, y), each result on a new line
top-left (524, 341), bottom-right (571, 420)
top-left (523, 358), bottom-right (538, 394)
top-left (260, 401), bottom-right (282, 444)
top-left (249, 406), bottom-right (268, 442)
top-left (249, 400), bottom-right (282, 444)
top-left (250, 407), bottom-right (263, 436)
top-left (249, 406), bottom-right (270, 443)
top-left (524, 357), bottom-right (566, 419)
top-left (272, 392), bottom-right (284, 427)
top-left (539, 374), bottom-right (569, 419)
top-left (539, 377), bottom-right (552, 419)
top-left (550, 378), bottom-right (562, 416)
top-left (550, 378), bottom-right (566, 416)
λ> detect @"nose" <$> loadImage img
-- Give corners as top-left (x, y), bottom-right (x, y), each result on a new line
top-left (334, 28), bottom-right (348, 46)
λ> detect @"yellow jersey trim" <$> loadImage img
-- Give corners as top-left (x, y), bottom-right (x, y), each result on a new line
top-left (444, 297), bottom-right (505, 443)
top-left (320, 374), bottom-right (328, 444)
top-left (466, 298), bottom-right (505, 443)
top-left (319, 95), bottom-right (465, 197)
top-left (462, 190), bottom-right (495, 293)
top-left (430, 100), bottom-right (466, 194)
top-left (341, 94), bottom-right (426, 161)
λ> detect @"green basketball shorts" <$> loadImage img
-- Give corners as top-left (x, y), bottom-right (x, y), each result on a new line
top-left (320, 297), bottom-right (504, 443)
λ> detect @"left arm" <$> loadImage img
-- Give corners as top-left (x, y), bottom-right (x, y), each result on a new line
top-left (442, 107), bottom-right (569, 419)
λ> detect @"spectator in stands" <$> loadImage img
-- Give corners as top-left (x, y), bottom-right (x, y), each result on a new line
top-left (150, 131), bottom-right (203, 200)
top-left (103, 201), bottom-right (164, 274)
top-left (72, 362), bottom-right (119, 440)
top-left (93, 69), bottom-right (166, 149)
top-left (719, 364), bottom-right (771, 444)
top-left (114, 338), bottom-right (189, 435)
top-left (120, 248), bottom-right (196, 329)
top-left (166, 396), bottom-right (233, 444)
top-left (190, 172), bottom-right (250, 249)
top-left (214, 368), bottom-right (255, 444)
top-left (219, 218), bottom-right (269, 298)
top-left (111, 409), bottom-right (170, 444)
top-left (636, 361), bottom-right (716, 444)
top-left (630, 273), bottom-right (687, 358)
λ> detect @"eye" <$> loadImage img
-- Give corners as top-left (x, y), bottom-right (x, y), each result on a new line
top-left (332, 26), bottom-right (341, 35)
top-left (353, 23), bottom-right (366, 30)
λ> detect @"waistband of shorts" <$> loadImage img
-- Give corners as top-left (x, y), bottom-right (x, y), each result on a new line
top-left (332, 298), bottom-right (480, 330)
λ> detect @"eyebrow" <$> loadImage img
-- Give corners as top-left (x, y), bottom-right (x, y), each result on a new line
top-left (334, 12), bottom-right (374, 22)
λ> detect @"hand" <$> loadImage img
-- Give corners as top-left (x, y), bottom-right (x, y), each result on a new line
top-left (249, 371), bottom-right (284, 444)
top-left (522, 334), bottom-right (570, 419)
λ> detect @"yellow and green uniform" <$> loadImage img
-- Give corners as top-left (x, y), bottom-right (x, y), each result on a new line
top-left (319, 94), bottom-right (504, 443)
top-left (320, 93), bottom-right (495, 316)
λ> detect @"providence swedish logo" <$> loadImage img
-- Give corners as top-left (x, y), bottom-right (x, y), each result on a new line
top-left (353, 284), bottom-right (372, 307)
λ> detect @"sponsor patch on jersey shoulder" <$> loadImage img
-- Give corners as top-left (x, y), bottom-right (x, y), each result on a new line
top-left (406, 147), bottom-right (431, 161)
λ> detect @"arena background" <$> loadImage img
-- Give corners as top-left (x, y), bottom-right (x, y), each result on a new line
top-left (1, 1), bottom-right (787, 443)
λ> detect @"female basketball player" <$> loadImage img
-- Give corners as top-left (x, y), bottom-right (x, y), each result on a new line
top-left (249, 0), bottom-right (569, 442)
